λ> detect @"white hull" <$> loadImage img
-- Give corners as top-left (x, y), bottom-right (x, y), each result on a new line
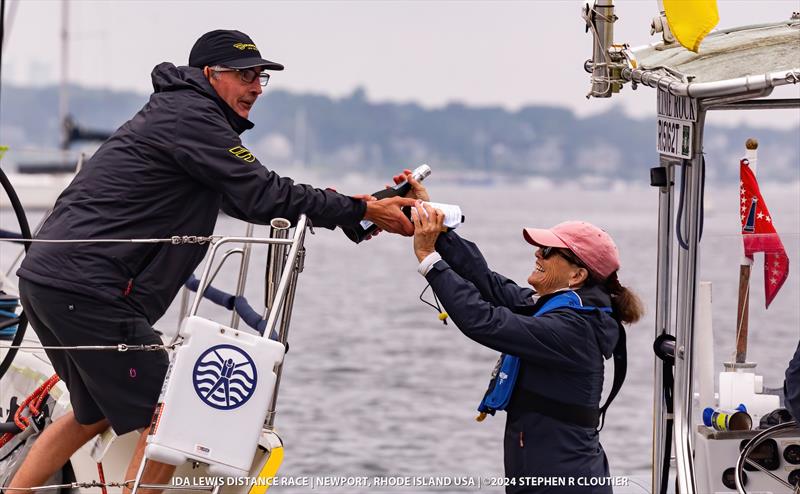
top-left (0, 174), bottom-right (73, 211)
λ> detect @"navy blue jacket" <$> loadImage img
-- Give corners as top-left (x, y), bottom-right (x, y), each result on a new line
top-left (18, 63), bottom-right (366, 324)
top-left (426, 231), bottom-right (620, 493)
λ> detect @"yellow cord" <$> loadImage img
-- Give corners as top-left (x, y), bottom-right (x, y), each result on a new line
top-left (438, 312), bottom-right (449, 322)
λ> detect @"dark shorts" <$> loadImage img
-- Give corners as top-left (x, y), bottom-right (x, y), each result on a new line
top-left (18, 278), bottom-right (169, 435)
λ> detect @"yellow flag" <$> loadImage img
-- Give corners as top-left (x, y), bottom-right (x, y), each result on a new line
top-left (663, 0), bottom-right (720, 52)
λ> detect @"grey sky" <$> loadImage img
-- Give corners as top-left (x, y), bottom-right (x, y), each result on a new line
top-left (3, 0), bottom-right (799, 128)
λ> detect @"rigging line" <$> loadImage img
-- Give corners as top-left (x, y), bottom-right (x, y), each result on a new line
top-left (585, 28), bottom-right (612, 93)
top-left (586, 5), bottom-right (614, 23)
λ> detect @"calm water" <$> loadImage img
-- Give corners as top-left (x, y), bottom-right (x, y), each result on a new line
top-left (1, 178), bottom-right (798, 493)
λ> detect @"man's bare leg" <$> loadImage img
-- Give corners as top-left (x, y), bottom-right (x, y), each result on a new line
top-left (8, 411), bottom-right (109, 490)
top-left (123, 425), bottom-right (175, 494)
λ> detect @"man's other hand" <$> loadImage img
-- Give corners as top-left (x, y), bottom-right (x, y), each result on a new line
top-left (363, 196), bottom-right (417, 236)
top-left (391, 169), bottom-right (430, 202)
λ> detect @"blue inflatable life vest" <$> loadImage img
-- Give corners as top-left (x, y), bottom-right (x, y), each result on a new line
top-left (476, 290), bottom-right (612, 420)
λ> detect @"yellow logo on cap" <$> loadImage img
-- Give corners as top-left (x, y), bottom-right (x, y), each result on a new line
top-left (229, 145), bottom-right (257, 163)
top-left (233, 43), bottom-right (258, 51)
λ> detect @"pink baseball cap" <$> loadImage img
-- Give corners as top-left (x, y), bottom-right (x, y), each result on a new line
top-left (522, 221), bottom-right (620, 280)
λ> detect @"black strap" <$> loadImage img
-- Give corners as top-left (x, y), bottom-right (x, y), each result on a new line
top-left (512, 319), bottom-right (627, 431)
top-left (653, 332), bottom-right (676, 494)
top-left (598, 322), bottom-right (627, 431)
top-left (511, 387), bottom-right (600, 429)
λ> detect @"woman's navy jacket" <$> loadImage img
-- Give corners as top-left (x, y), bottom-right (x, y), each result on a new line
top-left (426, 231), bottom-right (621, 493)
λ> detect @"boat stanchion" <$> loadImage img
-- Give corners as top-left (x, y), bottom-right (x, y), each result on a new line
top-left (264, 218), bottom-right (291, 316)
top-left (132, 216), bottom-right (309, 490)
top-left (231, 223), bottom-right (256, 329)
top-left (263, 217), bottom-right (308, 430)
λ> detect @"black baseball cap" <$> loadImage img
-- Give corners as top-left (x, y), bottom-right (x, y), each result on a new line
top-left (189, 29), bottom-right (284, 71)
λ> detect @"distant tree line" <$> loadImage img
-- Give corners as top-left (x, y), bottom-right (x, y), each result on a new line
top-left (1, 84), bottom-right (797, 183)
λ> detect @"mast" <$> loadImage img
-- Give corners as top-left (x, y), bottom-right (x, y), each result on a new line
top-left (59, 0), bottom-right (69, 151)
top-left (583, 0), bottom-right (616, 98)
top-left (735, 138), bottom-right (758, 363)
top-left (1, 0), bottom-right (5, 131)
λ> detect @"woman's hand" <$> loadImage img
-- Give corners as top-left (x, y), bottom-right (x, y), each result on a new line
top-left (412, 201), bottom-right (444, 262)
top-left (392, 169), bottom-right (430, 202)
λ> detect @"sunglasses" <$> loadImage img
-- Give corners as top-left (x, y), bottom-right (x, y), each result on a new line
top-left (540, 246), bottom-right (586, 268)
top-left (213, 66), bottom-right (271, 86)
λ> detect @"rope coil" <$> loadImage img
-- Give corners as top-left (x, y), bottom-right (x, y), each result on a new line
top-left (0, 374), bottom-right (60, 448)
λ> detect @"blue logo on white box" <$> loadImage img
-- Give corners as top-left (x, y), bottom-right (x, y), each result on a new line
top-left (193, 344), bottom-right (258, 410)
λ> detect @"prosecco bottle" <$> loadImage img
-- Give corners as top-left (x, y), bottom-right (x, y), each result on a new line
top-left (341, 164), bottom-right (432, 243)
top-left (404, 201), bottom-right (465, 230)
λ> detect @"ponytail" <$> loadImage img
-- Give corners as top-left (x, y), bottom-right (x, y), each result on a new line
top-left (604, 272), bottom-right (644, 325)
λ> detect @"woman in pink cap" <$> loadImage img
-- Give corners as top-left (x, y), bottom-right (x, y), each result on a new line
top-left (399, 172), bottom-right (642, 493)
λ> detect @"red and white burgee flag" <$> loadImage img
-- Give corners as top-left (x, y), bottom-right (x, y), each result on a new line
top-left (740, 158), bottom-right (789, 308)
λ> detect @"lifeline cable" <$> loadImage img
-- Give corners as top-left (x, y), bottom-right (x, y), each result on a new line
top-left (0, 341), bottom-right (182, 352)
top-left (0, 481), bottom-right (216, 492)
top-left (0, 235), bottom-right (221, 245)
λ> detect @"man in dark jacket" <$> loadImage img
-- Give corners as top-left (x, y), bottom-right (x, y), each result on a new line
top-left (10, 29), bottom-right (416, 492)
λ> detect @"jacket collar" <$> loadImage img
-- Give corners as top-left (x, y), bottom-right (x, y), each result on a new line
top-left (151, 63), bottom-right (254, 135)
top-left (193, 69), bottom-right (255, 135)
top-left (525, 284), bottom-right (612, 315)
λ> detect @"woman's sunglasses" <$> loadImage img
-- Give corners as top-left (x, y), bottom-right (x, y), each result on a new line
top-left (540, 246), bottom-right (586, 268)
